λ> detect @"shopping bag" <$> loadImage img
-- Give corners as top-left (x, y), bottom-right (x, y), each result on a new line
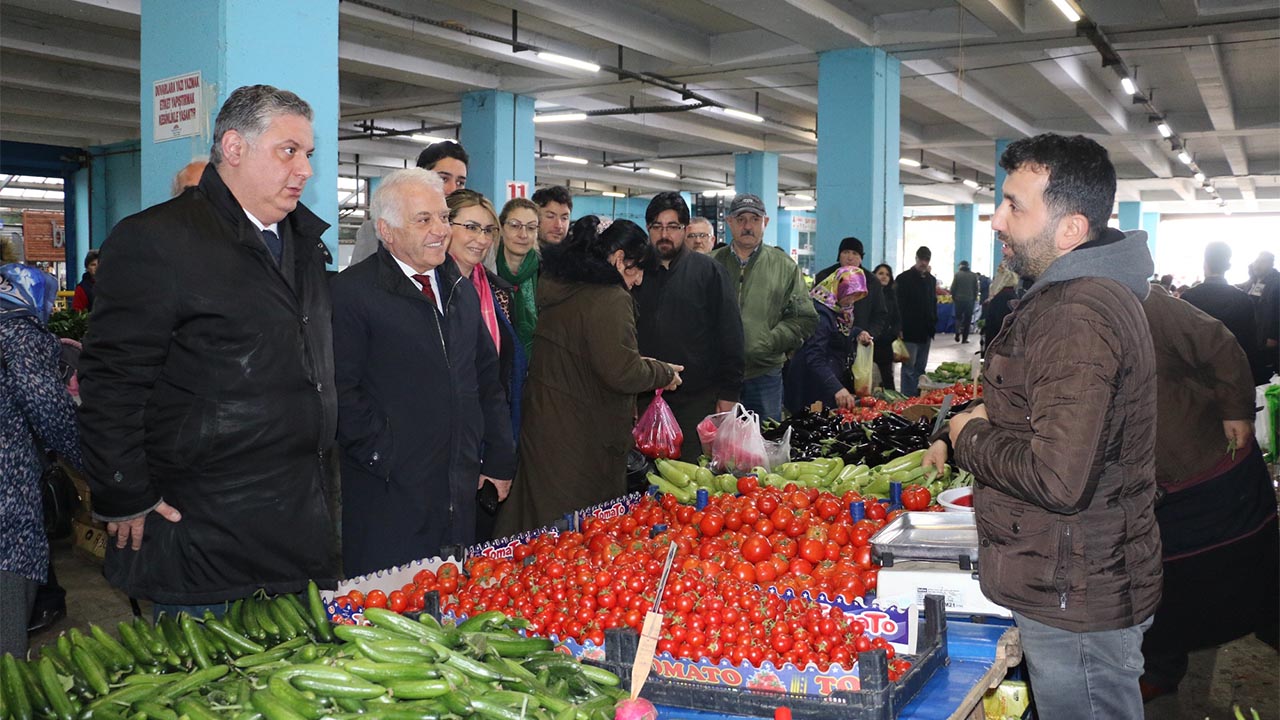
top-left (852, 341), bottom-right (875, 396)
top-left (892, 338), bottom-right (910, 362)
top-left (696, 410), bottom-right (732, 458)
top-left (633, 389), bottom-right (683, 459)
top-left (711, 403), bottom-right (768, 474)
top-left (762, 426), bottom-right (792, 471)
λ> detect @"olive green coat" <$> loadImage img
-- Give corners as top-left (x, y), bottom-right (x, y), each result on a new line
top-left (495, 277), bottom-right (674, 535)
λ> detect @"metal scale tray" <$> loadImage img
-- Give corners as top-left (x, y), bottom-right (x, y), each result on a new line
top-left (871, 511), bottom-right (980, 569)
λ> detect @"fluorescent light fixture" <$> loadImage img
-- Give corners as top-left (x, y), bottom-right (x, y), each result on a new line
top-left (534, 112), bottom-right (588, 124)
top-left (551, 154), bottom-right (588, 165)
top-left (962, 178), bottom-right (982, 190)
top-left (792, 193), bottom-right (814, 201)
top-left (602, 191), bottom-right (626, 198)
top-left (409, 134), bottom-right (451, 144)
top-left (1120, 77), bottom-right (1136, 95)
top-left (646, 168), bottom-right (678, 179)
top-left (789, 206), bottom-right (814, 212)
top-left (1204, 183), bottom-right (1215, 193)
top-left (722, 107), bottom-right (765, 123)
top-left (1156, 122), bottom-right (1172, 138)
top-left (898, 157), bottom-right (922, 168)
top-left (536, 52), bottom-right (600, 73)
top-left (1177, 151), bottom-right (1192, 165)
top-left (1193, 172), bottom-right (1206, 183)
top-left (1051, 0), bottom-right (1081, 22)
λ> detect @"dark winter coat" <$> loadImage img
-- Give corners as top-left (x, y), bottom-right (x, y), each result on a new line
top-left (481, 270), bottom-right (527, 440)
top-left (873, 283), bottom-right (901, 365)
top-left (331, 248), bottom-right (516, 577)
top-left (495, 260), bottom-right (674, 536)
top-left (783, 301), bottom-right (862, 413)
top-left (895, 266), bottom-right (938, 343)
top-left (78, 164), bottom-right (340, 604)
top-left (954, 229), bottom-right (1162, 633)
top-left (1181, 276), bottom-right (1265, 384)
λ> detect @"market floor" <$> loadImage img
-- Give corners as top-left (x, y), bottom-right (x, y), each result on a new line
top-left (30, 536), bottom-right (1278, 719)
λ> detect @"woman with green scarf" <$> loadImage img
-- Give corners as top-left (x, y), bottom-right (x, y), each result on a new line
top-left (491, 198), bottom-right (541, 358)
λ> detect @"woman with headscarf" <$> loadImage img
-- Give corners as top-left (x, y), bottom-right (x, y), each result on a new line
top-left (784, 265), bottom-right (870, 413)
top-left (0, 264), bottom-right (82, 655)
top-left (494, 217), bottom-right (682, 535)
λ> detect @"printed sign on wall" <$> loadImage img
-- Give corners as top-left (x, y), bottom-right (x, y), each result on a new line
top-left (153, 72), bottom-right (203, 143)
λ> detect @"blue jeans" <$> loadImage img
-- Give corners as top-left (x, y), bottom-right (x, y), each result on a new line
top-left (153, 602), bottom-right (230, 622)
top-left (740, 369), bottom-right (783, 423)
top-left (1014, 611), bottom-right (1152, 720)
top-left (900, 339), bottom-right (931, 396)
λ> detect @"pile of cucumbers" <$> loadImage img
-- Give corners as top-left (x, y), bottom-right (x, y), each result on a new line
top-left (0, 582), bottom-right (626, 720)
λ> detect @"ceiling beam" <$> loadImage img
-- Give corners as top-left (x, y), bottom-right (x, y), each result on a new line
top-left (0, 87), bottom-right (138, 127)
top-left (0, 51), bottom-right (138, 104)
top-left (1157, 0), bottom-right (1201, 23)
top-left (0, 15), bottom-right (138, 71)
top-left (1, 112), bottom-right (136, 145)
top-left (902, 59), bottom-right (1038, 138)
top-left (1119, 140), bottom-right (1174, 179)
top-left (699, 0), bottom-right (875, 52)
top-left (339, 36), bottom-right (501, 90)
top-left (1183, 36), bottom-right (1252, 180)
top-left (502, 0), bottom-right (708, 66)
top-left (1038, 50), bottom-right (1128, 133)
top-left (956, 0), bottom-right (1024, 34)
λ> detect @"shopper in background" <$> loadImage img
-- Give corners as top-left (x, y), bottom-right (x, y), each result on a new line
top-left (1138, 283), bottom-right (1278, 702)
top-left (0, 264), bottom-right (80, 656)
top-left (950, 260), bottom-right (979, 343)
top-left (78, 85), bottom-right (340, 615)
top-left (332, 169), bottom-right (514, 576)
top-left (634, 192), bottom-right (744, 460)
top-left (71, 249), bottom-right (99, 312)
top-left (349, 140), bottom-right (469, 266)
top-left (925, 133), bottom-right (1161, 720)
top-left (813, 237), bottom-right (889, 354)
top-left (492, 197), bottom-right (541, 359)
top-left (1239, 250), bottom-right (1279, 380)
top-left (784, 265), bottom-right (869, 412)
top-left (871, 263), bottom-right (902, 391)
top-left (712, 194), bottom-right (817, 421)
top-left (532, 186), bottom-right (572, 249)
top-left (982, 260), bottom-right (1020, 352)
top-left (496, 217), bottom-right (681, 535)
top-left (171, 160), bottom-right (208, 196)
top-left (1180, 242), bottom-right (1263, 383)
top-left (685, 216), bottom-right (716, 254)
top-left (895, 246), bottom-right (938, 396)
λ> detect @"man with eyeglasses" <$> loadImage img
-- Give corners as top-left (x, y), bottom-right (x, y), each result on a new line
top-left (531, 186), bottom-right (572, 248)
top-left (634, 192), bottom-right (744, 460)
top-left (686, 217), bottom-right (716, 254)
top-left (330, 168), bottom-right (515, 576)
top-left (711, 194), bottom-right (817, 422)
top-left (349, 140), bottom-right (470, 266)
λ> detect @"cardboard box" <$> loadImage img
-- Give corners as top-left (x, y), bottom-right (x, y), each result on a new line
top-left (71, 517), bottom-right (107, 561)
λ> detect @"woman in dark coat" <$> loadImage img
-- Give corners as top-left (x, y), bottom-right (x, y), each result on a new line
top-left (784, 266), bottom-right (868, 413)
top-left (0, 264), bottom-right (81, 655)
top-left (870, 263), bottom-right (902, 391)
top-left (495, 217), bottom-right (680, 535)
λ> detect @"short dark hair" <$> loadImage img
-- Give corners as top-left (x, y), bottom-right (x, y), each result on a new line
top-left (532, 186), bottom-right (573, 211)
top-left (999, 133), bottom-right (1116, 244)
top-left (916, 246), bottom-right (932, 261)
top-left (644, 192), bottom-right (690, 226)
top-left (210, 85), bottom-right (312, 165)
top-left (85, 250), bottom-right (101, 265)
top-left (416, 140), bottom-right (468, 170)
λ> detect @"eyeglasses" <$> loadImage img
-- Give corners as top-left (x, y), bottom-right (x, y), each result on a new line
top-left (451, 221), bottom-right (499, 238)
top-left (687, 232), bottom-right (711, 241)
top-left (504, 220), bottom-right (539, 234)
top-left (648, 223), bottom-right (685, 234)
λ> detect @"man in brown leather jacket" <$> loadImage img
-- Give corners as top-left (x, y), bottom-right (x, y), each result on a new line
top-left (925, 134), bottom-right (1161, 720)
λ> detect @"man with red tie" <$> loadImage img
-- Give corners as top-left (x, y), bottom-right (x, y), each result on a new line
top-left (330, 167), bottom-right (515, 577)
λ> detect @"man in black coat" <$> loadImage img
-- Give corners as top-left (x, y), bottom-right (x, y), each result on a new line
top-left (78, 85), bottom-right (340, 612)
top-left (331, 168), bottom-right (515, 578)
top-left (896, 246), bottom-right (939, 396)
top-left (1181, 242), bottom-right (1264, 383)
top-left (634, 192), bottom-right (744, 460)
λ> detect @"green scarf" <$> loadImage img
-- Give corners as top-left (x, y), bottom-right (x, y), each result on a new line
top-left (497, 245), bottom-right (540, 358)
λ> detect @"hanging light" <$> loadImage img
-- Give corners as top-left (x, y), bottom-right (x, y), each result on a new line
top-left (602, 191), bottom-right (626, 198)
top-left (534, 112), bottom-right (588, 123)
top-left (1177, 151), bottom-right (1192, 165)
top-left (536, 52), bottom-right (600, 73)
top-left (550, 155), bottom-right (588, 165)
top-left (899, 157), bottom-right (922, 168)
top-left (1120, 77), bottom-right (1137, 95)
top-left (722, 107), bottom-right (765, 123)
top-left (1051, 0), bottom-right (1081, 22)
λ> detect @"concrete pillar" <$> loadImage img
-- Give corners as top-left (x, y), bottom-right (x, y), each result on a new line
top-left (991, 139), bottom-right (1012, 275)
top-left (1141, 211), bottom-right (1159, 260)
top-left (816, 47), bottom-right (901, 270)
top-left (74, 167), bottom-right (90, 281)
top-left (140, 0), bottom-right (339, 265)
top-left (954, 204), bottom-right (978, 267)
top-left (734, 151), bottom-right (779, 247)
top-left (460, 91), bottom-right (535, 211)
top-left (1118, 201), bottom-right (1142, 231)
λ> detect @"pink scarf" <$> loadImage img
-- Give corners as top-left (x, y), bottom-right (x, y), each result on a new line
top-left (471, 265), bottom-right (502, 353)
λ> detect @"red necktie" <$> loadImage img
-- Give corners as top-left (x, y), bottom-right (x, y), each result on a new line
top-left (412, 274), bottom-right (438, 308)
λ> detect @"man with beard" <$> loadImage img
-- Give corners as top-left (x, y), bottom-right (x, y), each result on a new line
top-left (532, 186), bottom-right (572, 249)
top-left (711, 194), bottom-right (816, 421)
top-left (924, 133), bottom-right (1161, 720)
top-left (633, 192), bottom-right (744, 460)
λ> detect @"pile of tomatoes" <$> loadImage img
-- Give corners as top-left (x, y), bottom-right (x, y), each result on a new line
top-left (437, 482), bottom-right (913, 680)
top-left (836, 381), bottom-right (982, 423)
top-left (333, 562), bottom-right (462, 615)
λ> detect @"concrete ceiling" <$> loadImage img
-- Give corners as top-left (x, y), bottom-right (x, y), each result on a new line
top-left (2, 0), bottom-right (1278, 225)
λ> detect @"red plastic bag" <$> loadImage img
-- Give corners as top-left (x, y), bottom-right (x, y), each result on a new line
top-left (633, 390), bottom-right (683, 459)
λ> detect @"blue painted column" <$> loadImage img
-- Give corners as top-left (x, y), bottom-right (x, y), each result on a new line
top-left (460, 91), bottom-right (535, 210)
top-left (1141, 211), bottom-right (1159, 260)
top-left (954, 204), bottom-right (978, 267)
top-left (816, 48), bottom-right (901, 270)
top-left (1118, 201), bottom-right (1142, 232)
top-left (734, 152), bottom-right (778, 247)
top-left (74, 167), bottom-right (90, 284)
top-left (141, 0), bottom-right (339, 265)
top-left (991, 139), bottom-right (1011, 275)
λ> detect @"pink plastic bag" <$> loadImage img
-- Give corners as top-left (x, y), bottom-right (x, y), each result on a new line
top-left (633, 390), bottom-right (683, 459)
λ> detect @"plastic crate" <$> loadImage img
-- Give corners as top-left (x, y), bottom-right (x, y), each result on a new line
top-left (585, 595), bottom-right (949, 720)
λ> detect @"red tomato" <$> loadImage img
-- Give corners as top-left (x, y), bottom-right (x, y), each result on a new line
top-left (740, 534), bottom-right (772, 564)
top-left (365, 589), bottom-right (388, 609)
top-left (699, 511), bottom-right (725, 537)
top-left (736, 476), bottom-right (759, 495)
top-left (799, 539), bottom-right (825, 564)
top-left (902, 485), bottom-right (931, 511)
top-left (387, 590), bottom-right (408, 613)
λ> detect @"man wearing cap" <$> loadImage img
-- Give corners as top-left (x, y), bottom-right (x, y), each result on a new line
top-left (950, 260), bottom-right (979, 343)
top-left (711, 194), bottom-right (817, 421)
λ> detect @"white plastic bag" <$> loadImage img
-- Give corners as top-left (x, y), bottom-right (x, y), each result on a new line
top-left (711, 403), bottom-right (767, 474)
